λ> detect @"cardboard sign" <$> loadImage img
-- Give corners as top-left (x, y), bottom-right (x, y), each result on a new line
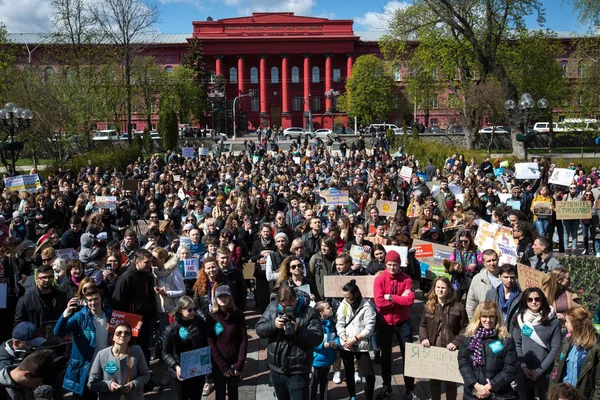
top-left (404, 343), bottom-right (463, 384)
top-left (555, 201), bottom-right (592, 220)
top-left (517, 263), bottom-right (546, 289)
top-left (198, 147), bottom-right (209, 156)
top-left (123, 179), bottom-right (140, 192)
top-left (400, 166), bottom-right (413, 181)
top-left (180, 346), bottom-right (212, 379)
top-left (55, 248), bottom-right (79, 261)
top-left (532, 201), bottom-right (552, 216)
top-left (96, 196), bottom-right (117, 211)
top-left (350, 245), bottom-right (371, 268)
top-left (4, 174), bottom-right (41, 193)
top-left (321, 189), bottom-right (349, 206)
top-left (108, 311), bottom-right (143, 337)
top-left (498, 243), bottom-right (517, 265)
top-left (413, 243), bottom-right (434, 258)
top-left (182, 147), bottom-right (196, 158)
top-left (376, 200), bottom-right (397, 217)
top-left (506, 200), bottom-right (521, 210)
top-left (549, 168), bottom-right (576, 187)
top-left (498, 193), bottom-right (511, 204)
top-left (474, 220), bottom-right (497, 251)
top-left (324, 275), bottom-right (376, 298)
top-left (515, 163), bottom-right (540, 180)
top-left (181, 258), bottom-right (200, 280)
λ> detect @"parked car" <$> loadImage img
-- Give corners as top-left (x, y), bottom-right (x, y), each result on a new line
top-left (478, 126), bottom-right (509, 134)
top-left (533, 122), bottom-right (567, 133)
top-left (92, 130), bottom-right (119, 141)
top-left (283, 127), bottom-right (313, 140)
top-left (314, 129), bottom-right (333, 138)
top-left (150, 131), bottom-right (162, 140)
top-left (368, 123), bottom-right (404, 135)
top-left (426, 126), bottom-right (446, 134)
top-left (334, 127), bottom-right (354, 135)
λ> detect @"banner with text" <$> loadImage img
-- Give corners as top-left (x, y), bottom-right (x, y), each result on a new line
top-left (321, 189), bottom-right (349, 206)
top-left (517, 263), bottom-right (546, 289)
top-left (555, 201), bottom-right (592, 220)
top-left (4, 174), bottom-right (41, 193)
top-left (324, 275), bottom-right (376, 298)
top-left (404, 343), bottom-right (463, 384)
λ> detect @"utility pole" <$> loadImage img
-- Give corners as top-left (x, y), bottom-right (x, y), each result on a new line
top-left (233, 90), bottom-right (255, 140)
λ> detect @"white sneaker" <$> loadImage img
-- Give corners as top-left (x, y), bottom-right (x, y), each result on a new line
top-left (333, 371), bottom-right (342, 384)
top-left (354, 372), bottom-right (361, 384)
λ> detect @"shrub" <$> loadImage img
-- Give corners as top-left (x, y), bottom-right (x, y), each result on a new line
top-left (142, 128), bottom-right (153, 153)
top-left (562, 256), bottom-right (600, 313)
top-left (134, 132), bottom-right (144, 151)
top-left (54, 145), bottom-right (142, 174)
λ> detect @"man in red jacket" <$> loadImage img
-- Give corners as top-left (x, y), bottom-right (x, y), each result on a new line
top-left (373, 250), bottom-right (418, 400)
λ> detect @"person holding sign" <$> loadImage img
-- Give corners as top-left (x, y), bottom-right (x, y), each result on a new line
top-left (419, 276), bottom-right (468, 400)
top-left (562, 185), bottom-right (582, 256)
top-left (457, 301), bottom-right (518, 400)
top-left (88, 322), bottom-right (149, 399)
top-left (151, 248), bottom-right (184, 332)
top-left (542, 269), bottom-right (578, 325)
top-left (277, 256), bottom-right (320, 302)
top-left (162, 295), bottom-right (210, 399)
top-left (531, 185), bottom-right (554, 238)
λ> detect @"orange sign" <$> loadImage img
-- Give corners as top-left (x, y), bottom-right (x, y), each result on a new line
top-left (108, 311), bottom-right (143, 337)
top-left (414, 243), bottom-right (434, 258)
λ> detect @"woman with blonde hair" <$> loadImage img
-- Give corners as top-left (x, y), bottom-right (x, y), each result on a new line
top-left (419, 276), bottom-right (468, 400)
top-left (542, 268), bottom-right (579, 324)
top-left (549, 306), bottom-right (600, 398)
top-left (458, 301), bottom-right (518, 400)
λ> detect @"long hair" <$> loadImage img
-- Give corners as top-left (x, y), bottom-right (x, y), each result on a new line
top-left (517, 287), bottom-right (551, 324)
top-left (465, 301), bottom-right (510, 339)
top-left (192, 257), bottom-right (220, 296)
top-left (542, 268), bottom-right (569, 304)
top-left (276, 256), bottom-right (301, 286)
top-left (171, 295), bottom-right (196, 320)
top-left (212, 288), bottom-right (237, 314)
top-left (424, 276), bottom-right (456, 314)
top-left (567, 306), bottom-right (598, 349)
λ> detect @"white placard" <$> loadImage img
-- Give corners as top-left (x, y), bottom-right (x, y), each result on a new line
top-left (548, 168), bottom-right (576, 187)
top-left (400, 166), bottom-right (413, 181)
top-left (515, 163), bottom-right (540, 180)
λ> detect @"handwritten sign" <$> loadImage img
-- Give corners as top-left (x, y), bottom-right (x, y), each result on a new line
top-left (4, 174), bottom-right (41, 193)
top-left (324, 275), bottom-right (376, 298)
top-left (517, 263), bottom-right (546, 289)
top-left (515, 163), bottom-right (540, 180)
top-left (474, 220), bottom-right (496, 251)
top-left (555, 201), bottom-right (592, 220)
top-left (96, 196), bottom-right (117, 211)
top-left (181, 258), bottom-right (199, 280)
top-left (413, 243), bottom-right (434, 258)
top-left (321, 189), bottom-right (349, 206)
top-left (506, 200), bottom-right (521, 210)
top-left (198, 147), bottom-right (209, 156)
top-left (180, 346), bottom-right (212, 379)
top-left (182, 147), bottom-right (196, 158)
top-left (400, 166), bottom-right (413, 181)
top-left (549, 168), bottom-right (576, 187)
top-left (189, 243), bottom-right (205, 257)
top-left (404, 343), bottom-right (463, 384)
top-left (376, 200), bottom-right (397, 217)
top-left (532, 201), bottom-right (552, 216)
top-left (350, 245), bottom-right (371, 268)
top-left (55, 248), bottom-right (79, 261)
top-left (108, 311), bottom-right (143, 337)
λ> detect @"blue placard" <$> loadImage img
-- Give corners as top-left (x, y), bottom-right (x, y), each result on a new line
top-left (180, 346), bottom-right (212, 380)
top-left (189, 243), bottom-right (205, 257)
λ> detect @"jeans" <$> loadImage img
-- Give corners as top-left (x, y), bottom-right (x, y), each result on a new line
top-left (270, 370), bottom-right (310, 400)
top-left (563, 220), bottom-right (579, 251)
top-left (582, 221), bottom-right (593, 251)
top-left (534, 218), bottom-right (550, 237)
top-left (377, 319), bottom-right (415, 392)
top-left (340, 351), bottom-right (375, 400)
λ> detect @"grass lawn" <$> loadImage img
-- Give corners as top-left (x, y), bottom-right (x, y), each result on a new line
top-left (14, 158), bottom-right (53, 166)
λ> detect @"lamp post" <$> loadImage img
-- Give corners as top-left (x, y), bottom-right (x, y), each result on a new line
top-left (232, 91), bottom-right (254, 141)
top-left (504, 93), bottom-right (548, 162)
top-left (209, 91), bottom-right (225, 137)
top-left (304, 94), bottom-right (313, 132)
top-left (0, 103), bottom-right (33, 174)
top-left (324, 89), bottom-right (340, 131)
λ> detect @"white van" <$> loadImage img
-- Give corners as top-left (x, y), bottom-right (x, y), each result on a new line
top-left (533, 122), bottom-right (566, 133)
top-left (368, 124), bottom-right (404, 135)
top-left (562, 118), bottom-right (599, 131)
top-left (92, 129), bottom-right (119, 141)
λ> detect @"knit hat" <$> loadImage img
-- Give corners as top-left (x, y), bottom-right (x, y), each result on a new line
top-left (274, 232), bottom-right (289, 242)
top-left (385, 250), bottom-right (401, 265)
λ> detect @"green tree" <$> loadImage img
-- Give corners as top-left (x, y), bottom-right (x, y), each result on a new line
top-left (182, 38), bottom-right (210, 124)
top-left (572, 0), bottom-right (600, 25)
top-left (401, 59), bottom-right (443, 127)
top-left (131, 56), bottom-right (164, 132)
top-left (0, 23), bottom-right (14, 98)
top-left (159, 96), bottom-right (178, 151)
top-left (339, 55), bottom-right (396, 125)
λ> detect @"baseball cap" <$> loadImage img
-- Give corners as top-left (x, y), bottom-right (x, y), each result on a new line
top-left (13, 322), bottom-right (47, 347)
top-left (215, 285), bottom-right (232, 298)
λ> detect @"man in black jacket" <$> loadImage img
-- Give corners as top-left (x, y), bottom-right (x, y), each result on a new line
top-left (256, 286), bottom-right (322, 400)
top-left (301, 217), bottom-right (326, 263)
top-left (216, 246), bottom-right (247, 311)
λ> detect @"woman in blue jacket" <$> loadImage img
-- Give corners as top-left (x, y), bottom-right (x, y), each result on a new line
top-left (311, 301), bottom-right (340, 400)
top-left (54, 286), bottom-right (112, 400)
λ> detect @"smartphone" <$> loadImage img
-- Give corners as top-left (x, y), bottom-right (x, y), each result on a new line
top-left (105, 265), bottom-right (112, 271)
top-left (76, 299), bottom-right (86, 307)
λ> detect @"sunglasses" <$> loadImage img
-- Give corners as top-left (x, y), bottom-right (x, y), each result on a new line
top-left (292, 247), bottom-right (302, 251)
top-left (41, 258), bottom-right (53, 262)
top-left (290, 263), bottom-right (303, 270)
top-left (186, 308), bottom-right (197, 313)
top-left (114, 331), bottom-right (131, 337)
top-left (527, 297), bottom-right (541, 303)
top-left (459, 240), bottom-right (469, 244)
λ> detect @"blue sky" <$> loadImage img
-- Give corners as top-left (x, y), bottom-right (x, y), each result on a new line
top-left (0, 0), bottom-right (590, 35)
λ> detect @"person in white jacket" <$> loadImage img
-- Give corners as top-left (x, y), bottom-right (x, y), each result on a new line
top-left (466, 250), bottom-right (500, 319)
top-left (336, 279), bottom-right (376, 400)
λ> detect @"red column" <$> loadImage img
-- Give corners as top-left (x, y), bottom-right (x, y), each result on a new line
top-left (303, 54), bottom-right (311, 113)
top-left (259, 55), bottom-right (269, 126)
top-left (325, 53), bottom-right (333, 111)
top-left (281, 54), bottom-right (291, 129)
top-left (237, 55), bottom-right (245, 96)
top-left (215, 55), bottom-right (223, 77)
top-left (346, 53), bottom-right (353, 79)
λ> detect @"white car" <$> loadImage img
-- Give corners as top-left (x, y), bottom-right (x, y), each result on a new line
top-left (478, 126), bottom-right (509, 134)
top-left (314, 129), bottom-right (333, 138)
top-left (283, 127), bottom-right (313, 140)
top-left (92, 130), bottom-right (119, 141)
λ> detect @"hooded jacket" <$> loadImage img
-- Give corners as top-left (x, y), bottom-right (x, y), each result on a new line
top-left (312, 317), bottom-right (340, 368)
top-left (373, 269), bottom-right (414, 326)
top-left (336, 297), bottom-right (376, 352)
top-left (79, 233), bottom-right (101, 264)
top-left (152, 255), bottom-right (185, 314)
top-left (0, 366), bottom-right (33, 400)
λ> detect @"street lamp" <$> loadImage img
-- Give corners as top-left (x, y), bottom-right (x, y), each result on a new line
top-left (209, 91), bottom-right (225, 137)
top-left (0, 102), bottom-right (32, 174)
top-left (324, 89), bottom-right (340, 131)
top-left (504, 93), bottom-right (548, 161)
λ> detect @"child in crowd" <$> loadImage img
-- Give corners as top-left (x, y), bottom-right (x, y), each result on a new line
top-left (311, 301), bottom-right (340, 400)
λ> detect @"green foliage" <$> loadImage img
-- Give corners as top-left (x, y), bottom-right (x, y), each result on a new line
top-left (142, 128), bottom-right (153, 153)
top-left (563, 257), bottom-right (600, 312)
top-left (58, 145), bottom-right (141, 173)
top-left (0, 23), bottom-right (14, 98)
top-left (159, 99), bottom-right (179, 151)
top-left (134, 131), bottom-right (144, 151)
top-left (341, 55), bottom-right (396, 125)
top-left (182, 38), bottom-right (210, 121)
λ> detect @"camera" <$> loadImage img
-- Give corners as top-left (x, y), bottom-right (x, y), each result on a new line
top-left (13, 346), bottom-right (35, 365)
top-left (76, 299), bottom-right (87, 307)
top-left (279, 306), bottom-right (296, 336)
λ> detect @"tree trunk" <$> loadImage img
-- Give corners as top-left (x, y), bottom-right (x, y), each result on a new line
top-left (511, 129), bottom-right (526, 160)
top-left (125, 53), bottom-right (133, 145)
top-left (464, 127), bottom-right (477, 149)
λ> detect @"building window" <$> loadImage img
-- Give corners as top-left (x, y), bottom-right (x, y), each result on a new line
top-left (251, 97), bottom-right (259, 112)
top-left (578, 62), bottom-right (585, 77)
top-left (291, 67), bottom-right (300, 83)
top-left (393, 66), bottom-right (401, 81)
top-left (165, 66), bottom-right (173, 73)
top-left (271, 67), bottom-right (279, 83)
top-left (250, 67), bottom-right (258, 84)
top-left (209, 70), bottom-right (216, 84)
top-left (431, 118), bottom-right (439, 126)
top-left (312, 66), bottom-right (320, 83)
top-left (292, 96), bottom-right (303, 111)
top-left (333, 69), bottom-right (341, 82)
top-left (561, 61), bottom-right (567, 77)
top-left (393, 94), bottom-right (401, 109)
top-left (431, 98), bottom-right (439, 109)
top-left (150, 103), bottom-right (156, 113)
top-left (229, 67), bottom-right (237, 83)
top-left (312, 96), bottom-right (321, 111)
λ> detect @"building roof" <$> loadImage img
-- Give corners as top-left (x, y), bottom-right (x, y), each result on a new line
top-left (6, 32), bottom-right (191, 45)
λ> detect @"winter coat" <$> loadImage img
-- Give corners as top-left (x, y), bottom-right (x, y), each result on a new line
top-left (336, 298), bottom-right (376, 352)
top-left (58, 278), bottom-right (80, 300)
top-left (466, 269), bottom-right (494, 319)
top-left (550, 337), bottom-right (600, 400)
top-left (111, 267), bottom-right (156, 320)
top-left (313, 317), bottom-right (340, 368)
top-left (14, 286), bottom-right (67, 328)
top-left (162, 316), bottom-right (210, 380)
top-left (221, 263), bottom-right (247, 311)
top-left (152, 255), bottom-right (185, 314)
top-left (373, 270), bottom-right (414, 326)
top-left (485, 286), bottom-right (523, 333)
top-left (458, 335), bottom-right (518, 399)
top-left (308, 251), bottom-right (335, 300)
top-left (205, 309), bottom-right (248, 375)
top-left (512, 311), bottom-right (561, 376)
top-left (250, 238), bottom-right (275, 279)
top-left (419, 300), bottom-right (468, 348)
top-left (193, 277), bottom-right (224, 320)
top-left (79, 233), bottom-right (101, 264)
top-left (88, 345), bottom-right (149, 400)
top-left (255, 296), bottom-right (323, 375)
top-left (54, 304), bottom-right (113, 395)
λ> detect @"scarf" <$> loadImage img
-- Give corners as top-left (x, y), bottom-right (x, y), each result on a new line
top-left (497, 285), bottom-right (518, 324)
top-left (468, 327), bottom-right (497, 367)
top-left (71, 275), bottom-right (83, 287)
top-left (517, 307), bottom-right (556, 349)
top-left (260, 236), bottom-right (272, 248)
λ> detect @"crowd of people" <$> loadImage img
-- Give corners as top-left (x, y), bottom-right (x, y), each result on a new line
top-left (0, 133), bottom-right (597, 400)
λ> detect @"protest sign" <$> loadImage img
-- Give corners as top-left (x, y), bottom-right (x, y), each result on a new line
top-left (321, 189), bottom-right (349, 206)
top-left (404, 343), bottom-right (463, 384)
top-left (506, 200), bottom-right (521, 210)
top-left (181, 258), bottom-right (200, 280)
top-left (350, 245), bottom-right (371, 268)
top-left (413, 243), bottom-right (434, 258)
top-left (198, 147), bottom-right (209, 156)
top-left (173, 175), bottom-right (181, 182)
top-left (400, 166), bottom-right (413, 181)
top-left (376, 200), bottom-right (397, 217)
top-left (555, 201), bottom-right (592, 220)
top-left (383, 245), bottom-right (408, 266)
top-left (293, 157), bottom-right (301, 165)
top-left (189, 243), bottom-right (205, 257)
top-left (433, 249), bottom-right (452, 264)
top-left (108, 311), bottom-right (143, 337)
top-left (532, 201), bottom-right (553, 216)
top-left (123, 179), bottom-right (140, 191)
top-left (55, 248), bottom-right (79, 261)
top-left (549, 168), bottom-right (576, 187)
top-left (515, 163), bottom-right (540, 180)
top-left (498, 243), bottom-right (518, 265)
top-left (324, 275), bottom-right (376, 298)
top-left (517, 263), bottom-right (546, 289)
top-left (182, 147), bottom-right (196, 158)
top-left (180, 346), bottom-right (212, 379)
top-left (474, 220), bottom-right (497, 251)
top-left (4, 174), bottom-right (41, 193)
top-left (96, 196), bottom-right (117, 211)
top-left (498, 193), bottom-right (511, 204)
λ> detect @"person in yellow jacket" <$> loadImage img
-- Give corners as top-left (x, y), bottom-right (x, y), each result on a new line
top-left (531, 184), bottom-right (554, 237)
